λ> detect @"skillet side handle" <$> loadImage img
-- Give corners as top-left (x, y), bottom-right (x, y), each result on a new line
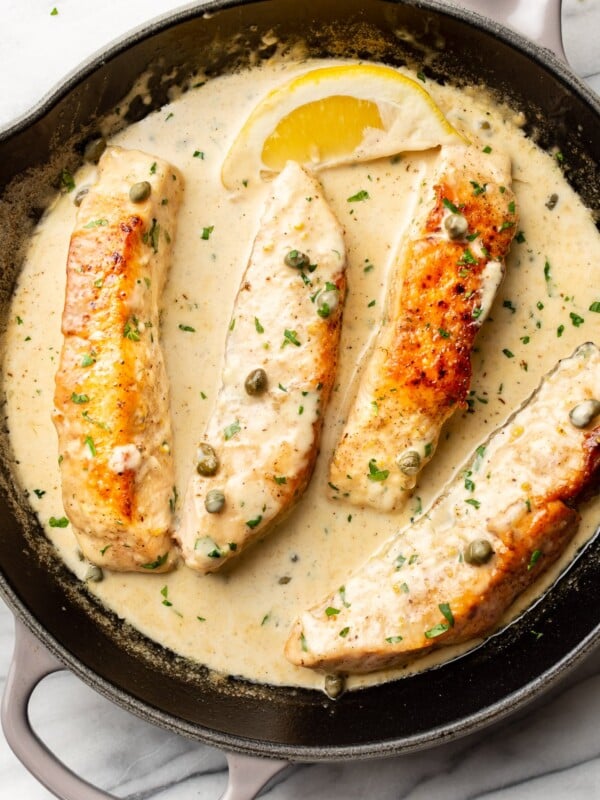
top-left (222, 753), bottom-right (289, 800)
top-left (1, 618), bottom-right (118, 800)
top-left (452, 0), bottom-right (567, 63)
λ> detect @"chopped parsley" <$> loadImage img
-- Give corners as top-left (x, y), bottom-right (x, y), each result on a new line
top-left (439, 603), bottom-right (455, 627)
top-left (347, 189), bottom-right (369, 202)
top-left (142, 553), bottom-right (169, 570)
top-left (49, 516), bottom-right (69, 528)
top-left (60, 169), bottom-right (75, 192)
top-left (499, 221), bottom-right (515, 232)
top-left (367, 459), bottom-right (389, 482)
top-left (470, 181), bottom-right (487, 195)
top-left (570, 312), bottom-right (585, 327)
top-left (84, 436), bottom-right (96, 457)
top-left (254, 317), bottom-right (265, 334)
top-left (83, 218), bottom-right (108, 229)
top-left (465, 498), bottom-right (481, 509)
top-left (503, 300), bottom-right (517, 314)
top-left (442, 197), bottom-right (459, 214)
top-left (515, 230), bottom-right (526, 244)
top-left (339, 585), bottom-right (351, 608)
top-left (178, 323), bottom-right (196, 332)
top-left (273, 475), bottom-right (287, 485)
top-left (71, 393), bottom-right (89, 404)
top-left (193, 150), bottom-right (205, 159)
top-left (246, 515), bottom-right (263, 529)
top-left (325, 606), bottom-right (340, 617)
top-left (123, 317), bottom-right (141, 341)
top-left (282, 329), bottom-right (301, 347)
top-left (224, 420), bottom-right (241, 440)
top-left (339, 627), bottom-right (350, 638)
top-left (386, 635), bottom-right (404, 644)
top-left (160, 586), bottom-right (173, 607)
top-left (528, 549), bottom-right (542, 570)
top-left (589, 301), bottom-right (600, 313)
top-left (424, 622), bottom-right (449, 639)
top-left (33, 489), bottom-right (46, 499)
top-left (457, 249), bottom-right (478, 267)
top-left (502, 348), bottom-right (514, 358)
top-left (201, 225), bottom-right (214, 240)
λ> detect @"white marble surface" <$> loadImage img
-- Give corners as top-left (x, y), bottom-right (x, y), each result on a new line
top-left (1, 1), bottom-right (599, 798)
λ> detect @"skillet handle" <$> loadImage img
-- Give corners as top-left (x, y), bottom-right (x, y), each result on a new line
top-left (452, 0), bottom-right (567, 63)
top-left (2, 619), bottom-right (287, 800)
top-left (1, 618), bottom-right (118, 800)
top-left (222, 753), bottom-right (289, 800)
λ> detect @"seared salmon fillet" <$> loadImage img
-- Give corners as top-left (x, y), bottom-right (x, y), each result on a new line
top-left (53, 146), bottom-right (183, 573)
top-left (329, 145), bottom-right (518, 511)
top-left (286, 343), bottom-right (600, 673)
top-left (177, 161), bottom-right (346, 573)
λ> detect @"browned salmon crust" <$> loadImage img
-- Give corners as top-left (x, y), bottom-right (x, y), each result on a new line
top-left (286, 343), bottom-right (600, 673)
top-left (53, 147), bottom-right (183, 572)
top-left (329, 145), bottom-right (518, 511)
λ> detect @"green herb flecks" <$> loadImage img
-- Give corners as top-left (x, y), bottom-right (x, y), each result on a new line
top-left (347, 190), bottom-right (369, 202)
top-left (142, 553), bottom-right (169, 570)
top-left (123, 317), bottom-right (141, 341)
top-left (282, 329), bottom-right (301, 348)
top-left (224, 420), bottom-right (241, 440)
top-left (367, 459), bottom-right (389, 482)
top-left (49, 516), bottom-right (69, 528)
top-left (246, 515), bottom-right (263, 529)
top-left (83, 218), bottom-right (108, 229)
top-left (201, 225), bottom-right (214, 240)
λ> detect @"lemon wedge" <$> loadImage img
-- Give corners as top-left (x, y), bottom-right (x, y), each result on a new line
top-left (221, 63), bottom-right (465, 189)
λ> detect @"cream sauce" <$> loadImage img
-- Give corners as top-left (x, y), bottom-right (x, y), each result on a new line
top-left (3, 58), bottom-right (600, 692)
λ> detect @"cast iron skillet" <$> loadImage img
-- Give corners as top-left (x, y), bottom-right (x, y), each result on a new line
top-left (0, 1), bottom-right (599, 798)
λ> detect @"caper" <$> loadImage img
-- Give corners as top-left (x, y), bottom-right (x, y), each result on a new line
top-left (324, 673), bottom-right (345, 699)
top-left (196, 442), bottom-right (219, 476)
top-left (464, 539), bottom-right (494, 565)
top-left (316, 289), bottom-right (339, 319)
top-left (284, 249), bottom-right (310, 270)
top-left (444, 213), bottom-right (469, 240)
top-left (83, 137), bottom-right (107, 164)
top-left (205, 489), bottom-right (225, 514)
top-left (244, 367), bottom-right (268, 396)
top-left (84, 564), bottom-right (104, 582)
top-left (73, 186), bottom-right (89, 207)
top-left (569, 398), bottom-right (600, 429)
top-left (396, 449), bottom-right (421, 475)
top-left (129, 181), bottom-right (152, 203)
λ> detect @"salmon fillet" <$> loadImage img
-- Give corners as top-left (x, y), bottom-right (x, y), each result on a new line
top-left (329, 145), bottom-right (518, 511)
top-left (53, 146), bottom-right (183, 573)
top-left (286, 343), bottom-right (600, 673)
top-left (177, 161), bottom-right (346, 573)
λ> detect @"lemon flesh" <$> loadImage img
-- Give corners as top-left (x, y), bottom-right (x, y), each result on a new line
top-left (262, 95), bottom-right (384, 170)
top-left (221, 63), bottom-right (465, 189)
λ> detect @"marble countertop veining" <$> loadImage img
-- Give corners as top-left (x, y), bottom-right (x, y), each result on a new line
top-left (1, 1), bottom-right (599, 798)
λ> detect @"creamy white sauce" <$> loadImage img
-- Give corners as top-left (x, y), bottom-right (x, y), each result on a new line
top-left (2, 58), bottom-right (600, 692)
